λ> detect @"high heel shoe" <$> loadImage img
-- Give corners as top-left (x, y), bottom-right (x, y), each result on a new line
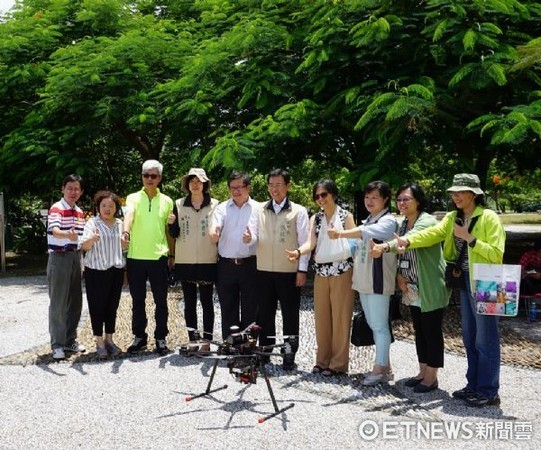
top-left (413, 380), bottom-right (438, 393)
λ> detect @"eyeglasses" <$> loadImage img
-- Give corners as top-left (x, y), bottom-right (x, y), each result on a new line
top-left (229, 184), bottom-right (247, 191)
top-left (396, 197), bottom-right (413, 203)
top-left (142, 173), bottom-right (159, 179)
top-left (313, 192), bottom-right (329, 201)
top-left (268, 183), bottom-right (285, 189)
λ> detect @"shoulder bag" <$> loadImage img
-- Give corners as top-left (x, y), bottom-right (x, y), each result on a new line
top-left (445, 216), bottom-right (479, 289)
top-left (314, 209), bottom-right (352, 263)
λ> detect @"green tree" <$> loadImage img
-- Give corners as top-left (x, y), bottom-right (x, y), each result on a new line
top-left (1, 0), bottom-right (540, 207)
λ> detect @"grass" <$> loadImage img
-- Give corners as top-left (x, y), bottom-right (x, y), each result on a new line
top-left (498, 213), bottom-right (541, 225)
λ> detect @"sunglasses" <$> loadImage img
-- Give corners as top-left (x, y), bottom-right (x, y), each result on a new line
top-left (142, 173), bottom-right (159, 179)
top-left (313, 192), bottom-right (329, 201)
top-left (396, 197), bottom-right (413, 203)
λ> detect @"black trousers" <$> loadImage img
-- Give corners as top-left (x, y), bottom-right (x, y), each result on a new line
top-left (127, 257), bottom-right (169, 340)
top-left (181, 280), bottom-right (215, 341)
top-left (84, 266), bottom-right (124, 336)
top-left (410, 305), bottom-right (445, 368)
top-left (257, 271), bottom-right (300, 353)
top-left (216, 257), bottom-right (258, 339)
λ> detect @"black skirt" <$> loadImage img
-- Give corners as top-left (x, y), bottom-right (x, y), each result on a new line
top-left (175, 263), bottom-right (217, 283)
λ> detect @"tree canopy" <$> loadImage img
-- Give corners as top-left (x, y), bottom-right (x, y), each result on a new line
top-left (1, 0), bottom-right (540, 203)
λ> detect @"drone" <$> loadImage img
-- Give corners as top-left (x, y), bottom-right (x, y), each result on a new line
top-left (179, 323), bottom-right (297, 423)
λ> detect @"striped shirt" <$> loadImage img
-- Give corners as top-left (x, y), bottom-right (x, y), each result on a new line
top-left (47, 198), bottom-right (85, 252)
top-left (397, 218), bottom-right (419, 285)
top-left (82, 216), bottom-right (126, 270)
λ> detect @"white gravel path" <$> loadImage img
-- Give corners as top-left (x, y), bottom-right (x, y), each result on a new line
top-left (0, 275), bottom-right (539, 449)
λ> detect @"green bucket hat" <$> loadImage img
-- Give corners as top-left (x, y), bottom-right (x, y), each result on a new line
top-left (447, 173), bottom-right (484, 195)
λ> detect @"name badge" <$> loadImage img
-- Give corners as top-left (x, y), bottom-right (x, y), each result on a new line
top-left (399, 260), bottom-right (410, 269)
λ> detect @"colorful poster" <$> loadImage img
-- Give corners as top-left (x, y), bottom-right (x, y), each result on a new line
top-left (473, 264), bottom-right (521, 317)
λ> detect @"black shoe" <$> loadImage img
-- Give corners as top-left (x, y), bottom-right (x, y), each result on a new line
top-left (465, 393), bottom-right (500, 408)
top-left (404, 377), bottom-right (423, 387)
top-left (452, 386), bottom-right (476, 400)
top-left (127, 337), bottom-right (147, 353)
top-left (413, 380), bottom-right (438, 393)
top-left (282, 353), bottom-right (296, 371)
top-left (155, 339), bottom-right (169, 355)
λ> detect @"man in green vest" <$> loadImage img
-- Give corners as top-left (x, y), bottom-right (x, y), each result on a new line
top-left (123, 160), bottom-right (174, 355)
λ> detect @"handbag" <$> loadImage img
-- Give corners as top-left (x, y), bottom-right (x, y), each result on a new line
top-left (350, 309), bottom-right (396, 347)
top-left (445, 215), bottom-right (479, 289)
top-left (314, 209), bottom-right (352, 263)
top-left (445, 262), bottom-right (464, 289)
top-left (351, 311), bottom-right (374, 346)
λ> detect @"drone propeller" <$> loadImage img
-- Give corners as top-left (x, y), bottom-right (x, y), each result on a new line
top-left (266, 335), bottom-right (298, 339)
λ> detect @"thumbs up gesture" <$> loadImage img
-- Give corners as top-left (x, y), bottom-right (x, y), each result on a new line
top-left (210, 226), bottom-right (221, 243)
top-left (242, 226), bottom-right (252, 244)
top-left (394, 232), bottom-right (409, 254)
top-left (67, 227), bottom-right (78, 242)
top-left (92, 227), bottom-right (100, 243)
top-left (327, 222), bottom-right (340, 239)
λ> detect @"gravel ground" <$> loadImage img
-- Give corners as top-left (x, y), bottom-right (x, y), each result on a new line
top-left (0, 275), bottom-right (540, 449)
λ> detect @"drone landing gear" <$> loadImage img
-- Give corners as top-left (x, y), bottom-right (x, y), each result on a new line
top-left (185, 359), bottom-right (228, 401)
top-left (184, 359), bottom-right (295, 423)
top-left (257, 362), bottom-right (294, 424)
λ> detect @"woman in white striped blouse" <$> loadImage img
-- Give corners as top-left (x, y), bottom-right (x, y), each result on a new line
top-left (82, 191), bottom-right (127, 358)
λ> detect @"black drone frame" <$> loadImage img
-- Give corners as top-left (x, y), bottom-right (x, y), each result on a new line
top-left (181, 323), bottom-right (295, 423)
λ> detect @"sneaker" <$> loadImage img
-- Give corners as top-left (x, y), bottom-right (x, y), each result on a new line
top-left (452, 386), bottom-right (476, 400)
top-left (155, 339), bottom-right (169, 355)
top-left (282, 353), bottom-right (296, 371)
top-left (52, 347), bottom-right (65, 360)
top-left (105, 342), bottom-right (122, 356)
top-left (465, 393), bottom-right (501, 408)
top-left (96, 345), bottom-right (108, 359)
top-left (64, 342), bottom-right (86, 353)
top-left (127, 337), bottom-right (147, 353)
top-left (362, 372), bottom-right (394, 386)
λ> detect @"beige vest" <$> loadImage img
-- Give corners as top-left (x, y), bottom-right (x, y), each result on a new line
top-left (256, 200), bottom-right (304, 273)
top-left (173, 197), bottom-right (218, 264)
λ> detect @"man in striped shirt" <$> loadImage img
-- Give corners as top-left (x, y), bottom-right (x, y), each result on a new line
top-left (47, 174), bottom-right (86, 360)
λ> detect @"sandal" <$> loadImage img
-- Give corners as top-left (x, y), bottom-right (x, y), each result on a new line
top-left (96, 345), bottom-right (108, 359)
top-left (105, 342), bottom-right (122, 356)
top-left (312, 365), bottom-right (324, 374)
top-left (199, 343), bottom-right (211, 352)
top-left (322, 368), bottom-right (338, 377)
top-left (187, 343), bottom-right (200, 352)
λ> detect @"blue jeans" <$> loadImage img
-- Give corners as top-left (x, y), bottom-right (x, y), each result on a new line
top-left (460, 272), bottom-right (500, 398)
top-left (360, 293), bottom-right (391, 367)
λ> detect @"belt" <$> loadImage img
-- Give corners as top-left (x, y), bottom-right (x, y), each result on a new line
top-left (219, 255), bottom-right (256, 265)
top-left (51, 248), bottom-right (80, 254)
